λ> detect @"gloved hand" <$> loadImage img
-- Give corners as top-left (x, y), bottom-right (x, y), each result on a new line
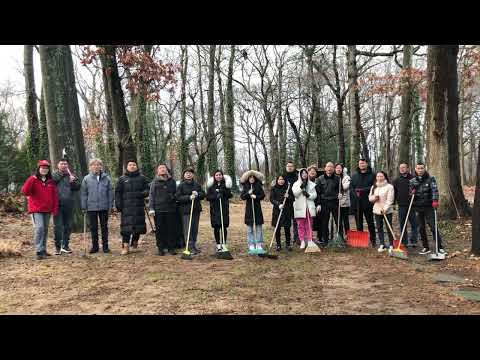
top-left (338, 193), bottom-right (342, 200)
top-left (410, 188), bottom-right (416, 195)
top-left (192, 191), bottom-right (198, 197)
top-left (190, 194), bottom-right (196, 200)
top-left (300, 183), bottom-right (306, 189)
top-left (279, 204), bottom-right (284, 210)
top-left (284, 192), bottom-right (289, 199)
top-left (148, 210), bottom-right (155, 216)
top-left (251, 194), bottom-right (257, 199)
top-left (303, 191), bottom-right (309, 198)
top-left (216, 188), bottom-right (220, 193)
top-left (316, 205), bottom-right (322, 213)
top-left (248, 189), bottom-right (253, 195)
top-left (432, 200), bottom-right (439, 209)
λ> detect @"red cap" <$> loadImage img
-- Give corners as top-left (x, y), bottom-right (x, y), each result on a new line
top-left (37, 160), bottom-right (51, 167)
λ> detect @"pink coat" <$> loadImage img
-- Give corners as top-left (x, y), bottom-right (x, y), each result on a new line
top-left (368, 181), bottom-right (394, 215)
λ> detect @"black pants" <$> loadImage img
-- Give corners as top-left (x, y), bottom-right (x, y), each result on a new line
top-left (320, 202), bottom-right (339, 244)
top-left (355, 205), bottom-right (376, 245)
top-left (415, 207), bottom-right (443, 250)
top-left (182, 213), bottom-right (200, 249)
top-left (214, 226), bottom-right (228, 245)
top-left (88, 210), bottom-right (109, 250)
top-left (275, 225), bottom-right (291, 247)
top-left (122, 233), bottom-right (140, 245)
top-left (340, 206), bottom-right (350, 235)
top-left (374, 213), bottom-right (394, 247)
top-left (154, 212), bottom-right (176, 251)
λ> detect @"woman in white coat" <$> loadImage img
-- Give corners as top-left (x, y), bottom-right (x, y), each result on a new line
top-left (292, 168), bottom-right (318, 249)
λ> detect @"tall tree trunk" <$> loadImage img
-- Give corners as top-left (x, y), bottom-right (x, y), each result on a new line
top-left (224, 45), bottom-right (238, 191)
top-left (446, 45), bottom-right (471, 217)
top-left (100, 45), bottom-right (137, 176)
top-left (216, 45), bottom-right (226, 159)
top-left (101, 59), bottom-right (116, 174)
top-left (180, 45), bottom-right (189, 171)
top-left (347, 45), bottom-right (361, 165)
top-left (38, 88), bottom-right (49, 159)
top-left (472, 142), bottom-right (480, 255)
top-left (23, 45), bottom-right (40, 167)
top-left (206, 45), bottom-right (218, 174)
top-left (306, 48), bottom-right (323, 167)
top-left (336, 100), bottom-right (346, 165)
top-left (398, 45), bottom-right (413, 165)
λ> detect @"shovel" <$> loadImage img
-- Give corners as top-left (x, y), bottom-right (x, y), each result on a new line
top-left (181, 196), bottom-right (195, 261)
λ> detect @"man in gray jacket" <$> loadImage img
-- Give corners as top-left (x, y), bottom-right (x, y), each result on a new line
top-left (52, 158), bottom-right (81, 255)
top-left (81, 159), bottom-right (114, 253)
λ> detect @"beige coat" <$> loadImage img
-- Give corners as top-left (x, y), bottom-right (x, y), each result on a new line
top-left (368, 181), bottom-right (394, 215)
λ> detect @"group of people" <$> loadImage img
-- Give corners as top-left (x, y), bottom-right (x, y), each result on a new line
top-left (20, 156), bottom-right (446, 260)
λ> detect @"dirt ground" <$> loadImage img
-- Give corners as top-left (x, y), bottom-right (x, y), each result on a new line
top-left (1, 195), bottom-right (480, 315)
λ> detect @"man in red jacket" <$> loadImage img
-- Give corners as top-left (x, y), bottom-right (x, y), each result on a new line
top-left (21, 160), bottom-right (59, 260)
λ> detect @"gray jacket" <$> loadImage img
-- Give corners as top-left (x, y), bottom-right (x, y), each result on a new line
top-left (80, 172), bottom-right (114, 211)
top-left (52, 170), bottom-right (81, 207)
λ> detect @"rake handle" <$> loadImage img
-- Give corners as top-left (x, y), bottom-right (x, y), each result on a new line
top-left (397, 193), bottom-right (414, 250)
top-left (269, 183), bottom-right (291, 252)
top-left (184, 196), bottom-right (195, 253)
top-left (219, 195), bottom-right (226, 246)
top-left (251, 184), bottom-right (257, 244)
top-left (382, 211), bottom-right (397, 244)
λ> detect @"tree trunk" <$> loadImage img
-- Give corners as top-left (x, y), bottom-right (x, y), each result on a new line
top-left (101, 58), bottom-right (116, 174)
top-left (180, 45), bottom-right (189, 171)
top-left (412, 90), bottom-right (423, 166)
top-left (446, 45), bottom-right (471, 217)
top-left (472, 142), bottom-right (480, 256)
top-left (398, 45), bottom-right (413, 165)
top-left (23, 45), bottom-right (40, 167)
top-left (336, 100), bottom-right (346, 165)
top-left (38, 88), bottom-right (50, 160)
top-left (347, 45), bottom-right (361, 165)
top-left (100, 45), bottom-right (137, 176)
top-left (206, 45), bottom-right (218, 174)
top-left (224, 45), bottom-right (238, 191)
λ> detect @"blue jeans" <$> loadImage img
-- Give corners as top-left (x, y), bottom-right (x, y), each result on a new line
top-left (32, 213), bottom-right (50, 254)
top-left (398, 205), bottom-right (418, 245)
top-left (247, 224), bottom-right (263, 246)
top-left (54, 204), bottom-right (73, 249)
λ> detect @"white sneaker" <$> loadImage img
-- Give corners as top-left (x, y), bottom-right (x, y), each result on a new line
top-left (377, 245), bottom-right (386, 253)
top-left (419, 248), bottom-right (431, 255)
top-left (216, 244), bottom-right (223, 252)
top-left (248, 244), bottom-right (256, 252)
top-left (300, 241), bottom-right (306, 249)
top-left (438, 248), bottom-right (447, 255)
top-left (388, 245), bottom-right (393, 252)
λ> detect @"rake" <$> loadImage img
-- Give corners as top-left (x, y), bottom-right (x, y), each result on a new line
top-left (181, 196), bottom-right (195, 261)
top-left (389, 194), bottom-right (414, 261)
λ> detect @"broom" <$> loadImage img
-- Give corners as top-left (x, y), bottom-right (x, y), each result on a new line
top-left (389, 193), bottom-right (414, 260)
top-left (304, 186), bottom-right (321, 253)
top-left (181, 196), bottom-right (195, 261)
top-left (258, 183), bottom-right (291, 259)
top-left (216, 195), bottom-right (234, 260)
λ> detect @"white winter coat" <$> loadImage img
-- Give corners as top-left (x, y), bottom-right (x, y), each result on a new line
top-left (368, 181), bottom-right (395, 215)
top-left (338, 174), bottom-right (351, 208)
top-left (292, 171), bottom-right (317, 219)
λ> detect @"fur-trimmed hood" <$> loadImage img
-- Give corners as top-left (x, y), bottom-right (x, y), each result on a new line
top-left (240, 170), bottom-right (265, 184)
top-left (206, 174), bottom-right (232, 189)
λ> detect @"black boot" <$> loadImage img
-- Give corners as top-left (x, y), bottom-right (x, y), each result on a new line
top-left (157, 248), bottom-right (165, 256)
top-left (102, 242), bottom-right (110, 253)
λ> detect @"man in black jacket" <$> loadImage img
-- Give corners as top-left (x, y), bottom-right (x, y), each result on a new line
top-left (393, 162), bottom-right (418, 247)
top-left (148, 163), bottom-right (178, 256)
top-left (350, 159), bottom-right (376, 246)
top-left (176, 168), bottom-right (206, 255)
top-left (283, 161), bottom-right (300, 244)
top-left (316, 162), bottom-right (340, 247)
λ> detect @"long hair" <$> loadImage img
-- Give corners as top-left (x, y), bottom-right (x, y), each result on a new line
top-left (35, 166), bottom-right (52, 180)
top-left (372, 171), bottom-right (389, 192)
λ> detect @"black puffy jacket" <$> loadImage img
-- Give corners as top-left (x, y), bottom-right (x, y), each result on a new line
top-left (316, 173), bottom-right (340, 203)
top-left (270, 184), bottom-right (293, 227)
top-left (115, 170), bottom-right (150, 236)
top-left (240, 180), bottom-right (265, 226)
top-left (148, 175), bottom-right (177, 213)
top-left (409, 172), bottom-right (439, 208)
top-left (350, 166), bottom-right (375, 209)
top-left (206, 179), bottom-right (233, 228)
top-left (175, 180), bottom-right (206, 215)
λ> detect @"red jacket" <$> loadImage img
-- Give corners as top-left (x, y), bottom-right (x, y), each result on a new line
top-left (21, 175), bottom-right (59, 215)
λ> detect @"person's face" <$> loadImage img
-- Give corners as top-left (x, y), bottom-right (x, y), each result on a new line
top-left (184, 171), bottom-right (193, 180)
top-left (39, 166), bottom-right (49, 176)
top-left (58, 161), bottom-right (68, 172)
top-left (249, 176), bottom-right (255, 184)
top-left (278, 176), bottom-right (285, 186)
top-left (308, 169), bottom-right (316, 178)
top-left (286, 163), bottom-right (295, 173)
top-left (325, 162), bottom-right (334, 175)
top-left (416, 165), bottom-right (425, 176)
top-left (157, 165), bottom-right (167, 176)
top-left (399, 164), bottom-right (409, 175)
top-left (358, 160), bottom-right (367, 171)
top-left (335, 165), bottom-right (343, 175)
top-left (214, 172), bottom-right (223, 182)
top-left (376, 173), bottom-right (385, 183)
top-left (90, 162), bottom-right (102, 174)
top-left (127, 162), bottom-right (138, 172)
top-left (301, 171), bottom-right (308, 180)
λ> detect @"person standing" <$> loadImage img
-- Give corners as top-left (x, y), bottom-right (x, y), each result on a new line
top-left (52, 158), bottom-right (81, 255)
top-left (393, 162), bottom-right (418, 247)
top-left (409, 162), bottom-right (446, 255)
top-left (115, 160), bottom-right (150, 255)
top-left (350, 158), bottom-right (376, 247)
top-left (270, 175), bottom-right (294, 251)
top-left (80, 159), bottom-right (114, 254)
top-left (21, 160), bottom-right (59, 260)
top-left (369, 171), bottom-right (395, 252)
top-left (206, 170), bottom-right (233, 253)
top-left (176, 167), bottom-right (206, 255)
top-left (316, 162), bottom-right (340, 247)
top-left (283, 161), bottom-right (299, 244)
top-left (335, 163), bottom-right (351, 236)
top-left (148, 163), bottom-right (178, 256)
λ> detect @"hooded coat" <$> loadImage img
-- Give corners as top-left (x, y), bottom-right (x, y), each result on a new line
top-left (115, 169), bottom-right (150, 236)
top-left (292, 169), bottom-right (317, 219)
top-left (240, 170), bottom-right (266, 226)
top-left (206, 174), bottom-right (233, 228)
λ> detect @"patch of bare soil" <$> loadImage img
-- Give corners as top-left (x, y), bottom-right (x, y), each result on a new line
top-left (1, 198), bottom-right (480, 314)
